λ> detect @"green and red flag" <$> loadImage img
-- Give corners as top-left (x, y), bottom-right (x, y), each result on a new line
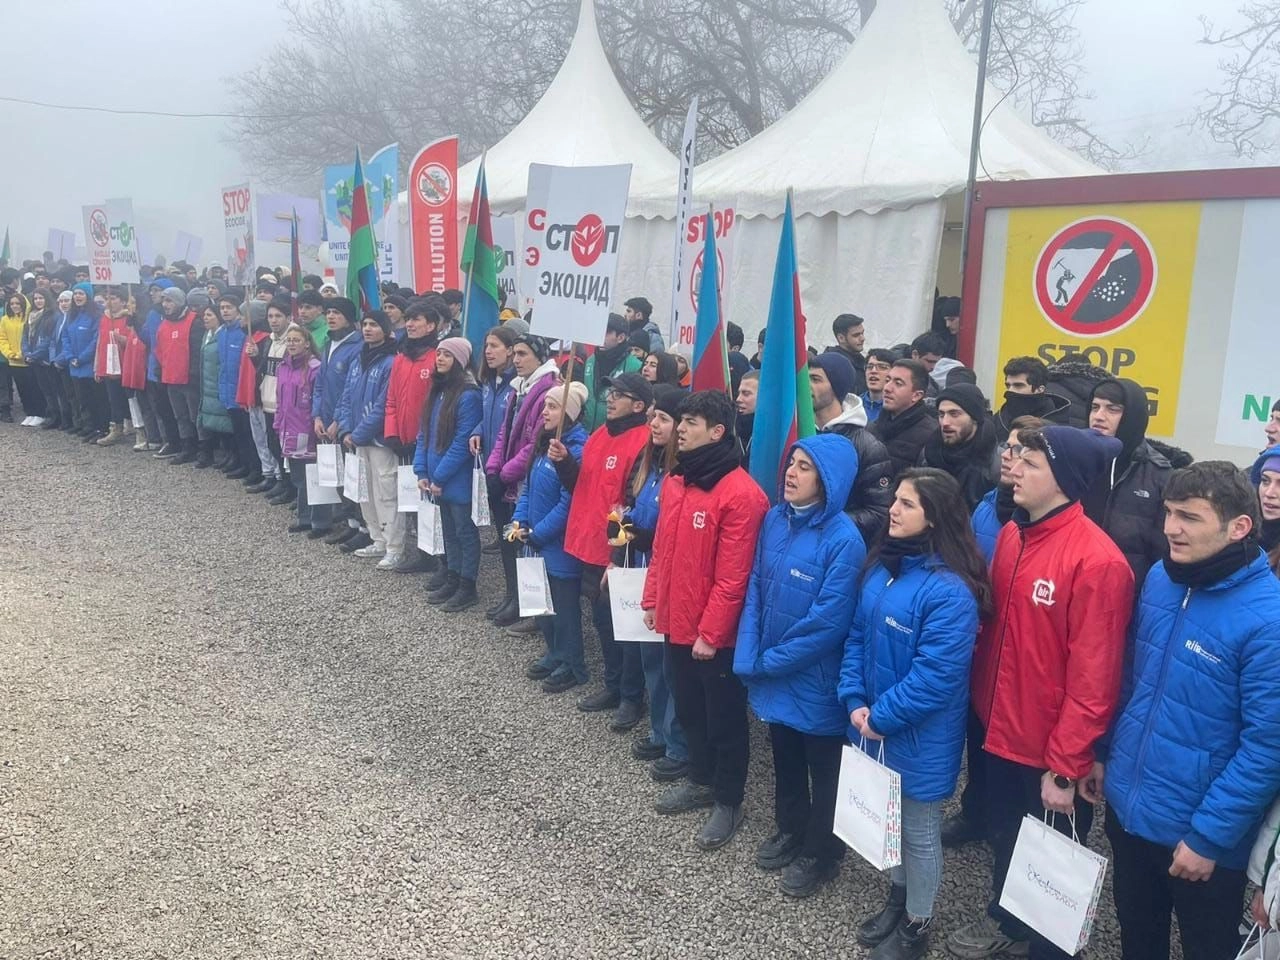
top-left (460, 158), bottom-right (500, 365)
top-left (346, 148), bottom-right (381, 315)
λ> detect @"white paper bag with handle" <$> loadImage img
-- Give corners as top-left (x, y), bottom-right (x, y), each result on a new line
top-left (608, 566), bottom-right (660, 642)
top-left (417, 496), bottom-right (445, 555)
top-left (343, 449), bottom-right (369, 503)
top-left (316, 444), bottom-right (343, 487)
top-left (999, 814), bottom-right (1107, 956)
top-left (833, 740), bottom-right (902, 870)
top-left (397, 465), bottom-right (420, 512)
top-left (517, 554), bottom-right (555, 617)
top-left (471, 456), bottom-right (492, 527)
top-left (304, 463), bottom-right (342, 505)
top-left (105, 340), bottom-right (122, 377)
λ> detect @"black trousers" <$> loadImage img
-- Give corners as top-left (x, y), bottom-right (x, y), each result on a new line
top-left (146, 381), bottom-right (178, 445)
top-left (61, 368), bottom-right (86, 430)
top-left (983, 750), bottom-right (1095, 960)
top-left (664, 641), bottom-right (749, 807)
top-left (228, 408), bottom-right (260, 475)
top-left (958, 705), bottom-right (989, 828)
top-left (769, 723), bottom-right (845, 863)
top-left (11, 366), bottom-right (46, 417)
top-left (73, 377), bottom-right (108, 432)
top-left (1105, 810), bottom-right (1247, 960)
top-left (585, 563), bottom-right (645, 703)
top-left (36, 364), bottom-right (70, 424)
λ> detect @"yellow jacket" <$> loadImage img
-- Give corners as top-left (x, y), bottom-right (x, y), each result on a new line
top-left (0, 297), bottom-right (29, 367)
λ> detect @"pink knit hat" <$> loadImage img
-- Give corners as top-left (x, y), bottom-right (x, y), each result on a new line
top-left (438, 337), bottom-right (473, 369)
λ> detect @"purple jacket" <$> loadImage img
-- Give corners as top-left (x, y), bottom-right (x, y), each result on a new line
top-left (486, 370), bottom-right (559, 498)
top-left (274, 353), bottom-right (322, 461)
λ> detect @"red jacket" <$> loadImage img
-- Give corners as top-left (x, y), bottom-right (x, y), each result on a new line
top-left (155, 311), bottom-right (197, 385)
top-left (94, 313), bottom-right (129, 379)
top-left (970, 501), bottom-right (1134, 778)
top-left (564, 419), bottom-right (650, 567)
top-left (642, 466), bottom-right (768, 648)
top-left (235, 330), bottom-right (271, 409)
top-left (383, 343), bottom-right (436, 448)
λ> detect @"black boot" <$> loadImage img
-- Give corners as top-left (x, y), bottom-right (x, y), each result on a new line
top-left (194, 445), bottom-right (214, 468)
top-left (492, 596), bottom-right (521, 627)
top-left (869, 916), bottom-right (931, 960)
top-left (427, 571), bottom-right (460, 605)
top-left (441, 578), bottom-right (478, 612)
top-left (857, 884), bottom-right (907, 947)
top-left (170, 439), bottom-right (198, 465)
top-left (425, 564), bottom-right (452, 593)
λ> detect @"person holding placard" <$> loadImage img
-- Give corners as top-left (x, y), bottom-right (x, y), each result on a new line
top-left (736, 433), bottom-right (865, 899)
top-left (515, 382), bottom-right (590, 693)
top-left (415, 337), bottom-right (483, 606)
top-left (275, 324), bottom-right (324, 533)
top-left (838, 469), bottom-right (988, 959)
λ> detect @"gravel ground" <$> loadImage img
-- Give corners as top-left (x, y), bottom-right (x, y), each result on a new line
top-left (0, 424), bottom-right (1137, 959)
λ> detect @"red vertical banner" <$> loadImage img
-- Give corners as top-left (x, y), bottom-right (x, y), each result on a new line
top-left (408, 136), bottom-right (460, 293)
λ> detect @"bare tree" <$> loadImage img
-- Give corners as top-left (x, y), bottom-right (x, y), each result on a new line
top-left (1196, 2), bottom-right (1280, 159)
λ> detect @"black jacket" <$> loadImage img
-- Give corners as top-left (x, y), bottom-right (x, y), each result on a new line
top-left (995, 390), bottom-right (1072, 434)
top-left (1046, 361), bottom-right (1114, 428)
top-left (921, 416), bottom-right (1000, 510)
top-left (820, 401), bottom-right (893, 543)
top-left (869, 401), bottom-right (937, 478)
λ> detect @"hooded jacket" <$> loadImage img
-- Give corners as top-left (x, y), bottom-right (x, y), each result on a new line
top-left (486, 360), bottom-right (560, 494)
top-left (198, 328), bottom-right (233, 434)
top-left (581, 341), bottom-right (642, 433)
top-left (311, 328), bottom-right (361, 425)
top-left (274, 353), bottom-right (322, 460)
top-left (384, 335), bottom-right (438, 455)
top-left (414, 378), bottom-right (483, 504)
top-left (838, 552), bottom-right (981, 802)
top-left (1105, 550), bottom-right (1280, 870)
top-left (921, 414), bottom-right (1000, 510)
top-left (971, 502), bottom-right (1134, 778)
top-left (514, 424), bottom-right (590, 579)
top-left (62, 300), bottom-right (102, 379)
top-left (734, 435), bottom-right (866, 737)
top-left (870, 399), bottom-right (937, 477)
top-left (563, 412), bottom-right (651, 568)
top-left (336, 341), bottom-right (396, 446)
top-left (819, 394), bottom-right (894, 542)
top-left (1046, 361), bottom-right (1114, 428)
top-left (970, 486), bottom-right (1016, 563)
top-left (642, 437), bottom-right (769, 647)
top-left (0, 296), bottom-right (29, 368)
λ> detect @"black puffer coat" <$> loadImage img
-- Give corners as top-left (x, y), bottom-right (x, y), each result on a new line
top-left (870, 401), bottom-right (937, 477)
top-left (1046, 361), bottom-right (1115, 428)
top-left (820, 397), bottom-right (894, 543)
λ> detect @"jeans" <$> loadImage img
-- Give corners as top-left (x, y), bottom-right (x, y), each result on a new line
top-left (665, 640), bottom-right (749, 807)
top-left (61, 368), bottom-right (86, 430)
top-left (639, 643), bottom-right (687, 761)
top-left (358, 445), bottom-right (403, 553)
top-left (166, 382), bottom-right (200, 441)
top-left (769, 723), bottom-right (845, 863)
top-left (537, 575), bottom-right (587, 682)
top-left (437, 498), bottom-right (480, 579)
top-left (144, 380), bottom-right (177, 445)
top-left (228, 408), bottom-right (258, 468)
top-left (103, 378), bottom-right (128, 422)
top-left (588, 565), bottom-right (645, 703)
top-left (1105, 809), bottom-right (1247, 960)
top-left (889, 796), bottom-right (945, 919)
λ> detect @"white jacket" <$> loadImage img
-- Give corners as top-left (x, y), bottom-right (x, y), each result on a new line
top-left (1249, 796), bottom-right (1280, 928)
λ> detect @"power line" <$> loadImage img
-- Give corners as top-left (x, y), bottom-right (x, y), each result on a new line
top-left (0, 94), bottom-right (331, 121)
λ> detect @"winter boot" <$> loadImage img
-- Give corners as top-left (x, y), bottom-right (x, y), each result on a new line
top-left (857, 884), bottom-right (907, 947)
top-left (170, 439), bottom-right (198, 465)
top-left (131, 426), bottom-right (148, 451)
top-left (96, 422), bottom-right (126, 446)
top-left (441, 579), bottom-right (478, 612)
top-left (426, 571), bottom-right (461, 605)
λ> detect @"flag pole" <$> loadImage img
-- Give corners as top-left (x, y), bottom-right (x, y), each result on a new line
top-left (459, 150), bottom-right (487, 342)
top-left (959, 0), bottom-right (996, 280)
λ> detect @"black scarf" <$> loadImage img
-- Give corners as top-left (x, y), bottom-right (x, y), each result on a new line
top-left (878, 534), bottom-right (931, 577)
top-left (400, 332), bottom-right (437, 361)
top-left (674, 435), bottom-right (740, 491)
top-left (592, 339), bottom-right (630, 386)
top-left (875, 400), bottom-right (930, 441)
top-left (1165, 539), bottom-right (1257, 589)
top-left (606, 409), bottom-right (648, 437)
top-left (995, 484), bottom-right (1018, 524)
top-left (360, 338), bottom-right (396, 368)
top-left (1259, 518), bottom-right (1280, 554)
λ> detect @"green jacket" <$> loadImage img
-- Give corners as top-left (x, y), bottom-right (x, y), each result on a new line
top-left (198, 330), bottom-right (233, 434)
top-left (308, 315), bottom-right (329, 354)
top-left (582, 350), bottom-right (641, 433)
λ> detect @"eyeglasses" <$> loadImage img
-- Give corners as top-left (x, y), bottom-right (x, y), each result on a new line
top-left (607, 389), bottom-right (640, 402)
top-left (998, 442), bottom-right (1025, 457)
top-left (865, 361), bottom-right (892, 372)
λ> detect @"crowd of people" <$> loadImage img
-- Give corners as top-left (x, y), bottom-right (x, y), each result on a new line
top-left (4, 254), bottom-right (1280, 960)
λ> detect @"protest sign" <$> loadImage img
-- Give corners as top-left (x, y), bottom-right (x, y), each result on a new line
top-left (668, 98), bottom-right (698, 348)
top-left (408, 137), bottom-right (459, 293)
top-left (323, 143), bottom-right (399, 284)
top-left (81, 198), bottom-right (141, 284)
top-left (222, 183), bottom-right (255, 286)
top-left (673, 205), bottom-right (737, 354)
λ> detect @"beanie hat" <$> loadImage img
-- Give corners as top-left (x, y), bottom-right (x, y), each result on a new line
top-left (326, 297), bottom-right (357, 326)
top-left (503, 318), bottom-right (530, 338)
top-left (160, 286), bottom-right (186, 308)
top-left (937, 383), bottom-right (989, 424)
top-left (547, 381), bottom-right (589, 422)
top-left (513, 332), bottom-right (549, 362)
top-left (364, 309), bottom-right (392, 335)
top-left (809, 351), bottom-right (855, 403)
top-left (1039, 426), bottom-right (1122, 502)
top-left (652, 384), bottom-right (684, 419)
top-left (57, 290), bottom-right (73, 303)
top-left (186, 290), bottom-right (211, 314)
top-left (438, 336), bottom-right (473, 370)
top-left (627, 330), bottom-right (651, 354)
top-left (248, 299), bottom-right (269, 330)
top-left (1250, 447), bottom-right (1280, 486)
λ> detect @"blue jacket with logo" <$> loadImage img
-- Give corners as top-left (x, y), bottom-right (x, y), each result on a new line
top-left (971, 487), bottom-right (1002, 563)
top-left (514, 424), bottom-right (588, 579)
top-left (311, 330), bottom-right (362, 425)
top-left (415, 383), bottom-right (483, 504)
top-left (217, 320), bottom-right (247, 410)
top-left (61, 307), bottom-right (101, 379)
top-left (335, 345), bottom-right (395, 446)
top-left (472, 368), bottom-right (517, 463)
top-left (838, 554), bottom-right (981, 802)
top-left (1104, 552), bottom-right (1280, 869)
top-left (734, 434), bottom-right (865, 737)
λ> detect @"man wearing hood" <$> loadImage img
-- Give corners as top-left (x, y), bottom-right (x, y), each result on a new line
top-left (1083, 378), bottom-right (1185, 591)
top-left (809, 351), bottom-right (893, 543)
top-left (154, 285), bottom-right (202, 461)
top-left (994, 356), bottom-right (1070, 434)
top-left (298, 290), bottom-right (329, 353)
top-left (580, 313), bottom-right (642, 433)
top-left (921, 383), bottom-right (1000, 511)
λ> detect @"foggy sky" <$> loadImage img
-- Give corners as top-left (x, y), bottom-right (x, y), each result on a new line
top-left (0, 0), bottom-right (1259, 265)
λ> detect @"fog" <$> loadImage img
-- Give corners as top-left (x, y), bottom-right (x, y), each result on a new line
top-left (0, 0), bottom-right (1260, 265)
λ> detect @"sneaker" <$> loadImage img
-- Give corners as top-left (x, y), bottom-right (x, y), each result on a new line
top-left (145, 442), bottom-right (163, 452)
top-left (307, 527), bottom-right (332, 540)
top-left (756, 831), bottom-right (802, 871)
top-left (780, 856), bottom-right (839, 898)
top-left (608, 699), bottom-right (644, 733)
top-left (577, 688), bottom-right (621, 713)
top-left (353, 544), bottom-right (387, 559)
top-left (20, 416), bottom-right (35, 426)
top-left (391, 551), bottom-right (433, 573)
top-left (541, 671), bottom-right (584, 695)
top-left (654, 781), bottom-right (715, 816)
top-left (441, 581), bottom-right (478, 612)
top-left (339, 533), bottom-right (374, 554)
top-left (630, 738), bottom-right (666, 762)
top-left (941, 812), bottom-right (986, 848)
top-left (696, 803), bottom-right (744, 851)
top-left (324, 526), bottom-right (357, 545)
top-left (649, 756), bottom-right (689, 783)
top-left (945, 917), bottom-right (1029, 959)
top-left (375, 552), bottom-right (401, 569)
top-left (151, 442), bottom-right (178, 458)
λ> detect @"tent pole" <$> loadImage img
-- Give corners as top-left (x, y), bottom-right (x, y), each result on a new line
top-left (959, 0), bottom-right (997, 282)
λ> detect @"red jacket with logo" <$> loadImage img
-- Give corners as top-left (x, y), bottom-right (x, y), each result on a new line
top-left (383, 346), bottom-right (437, 450)
top-left (970, 501), bottom-right (1134, 778)
top-left (642, 466), bottom-right (768, 648)
top-left (93, 312), bottom-right (129, 379)
top-left (564, 421), bottom-right (650, 567)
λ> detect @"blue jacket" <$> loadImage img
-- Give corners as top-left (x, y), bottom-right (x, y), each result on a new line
top-left (734, 434), bottom-right (866, 737)
top-left (514, 425), bottom-right (588, 579)
top-left (23, 311), bottom-right (54, 364)
top-left (1104, 552), bottom-right (1280, 869)
top-left (414, 383), bottom-right (483, 504)
top-left (838, 555), bottom-right (981, 802)
top-left (472, 368), bottom-right (516, 463)
top-left (62, 307), bottom-right (100, 379)
top-left (217, 320), bottom-right (247, 410)
top-left (336, 345), bottom-right (395, 446)
top-left (861, 391), bottom-right (884, 424)
top-left (971, 487), bottom-right (1001, 563)
top-left (51, 309), bottom-right (73, 366)
top-left (312, 329), bottom-right (362, 425)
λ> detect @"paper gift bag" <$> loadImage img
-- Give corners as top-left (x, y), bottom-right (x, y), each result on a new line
top-left (397, 465), bottom-right (420, 512)
top-left (999, 814), bottom-right (1107, 956)
top-left (833, 741), bottom-right (902, 870)
top-left (316, 444), bottom-right (343, 487)
top-left (471, 457), bottom-right (492, 527)
top-left (608, 566), bottom-right (660, 642)
top-left (105, 340), bottom-right (122, 377)
top-left (417, 498), bottom-right (445, 555)
top-left (1235, 925), bottom-right (1280, 959)
top-left (304, 463), bottom-right (342, 505)
top-left (517, 555), bottom-right (555, 617)
top-left (343, 450), bottom-right (369, 503)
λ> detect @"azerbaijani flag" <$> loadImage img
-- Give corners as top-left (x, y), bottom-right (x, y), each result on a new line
top-left (460, 158), bottom-right (500, 365)
top-left (346, 148), bottom-right (382, 315)
top-left (748, 193), bottom-right (815, 500)
top-left (289, 208), bottom-right (302, 320)
top-left (691, 210), bottom-right (729, 394)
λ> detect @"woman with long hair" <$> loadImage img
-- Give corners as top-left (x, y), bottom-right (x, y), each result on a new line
top-left (469, 324), bottom-right (518, 604)
top-left (1, 290), bottom-right (46, 424)
top-left (23, 289), bottom-right (64, 429)
top-left (840, 468), bottom-right (991, 960)
top-left (1252, 448), bottom-right (1280, 576)
top-left (62, 283), bottom-right (105, 439)
top-left (416, 337), bottom-right (484, 610)
top-left (274, 323), bottom-right (325, 534)
top-left (640, 350), bottom-right (681, 387)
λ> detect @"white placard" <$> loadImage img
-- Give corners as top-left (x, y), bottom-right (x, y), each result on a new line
top-left (672, 205), bottom-right (737, 356)
top-left (221, 183), bottom-right (255, 288)
top-left (667, 97), bottom-right (698, 348)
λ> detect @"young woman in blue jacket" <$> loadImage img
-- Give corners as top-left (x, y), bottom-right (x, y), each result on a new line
top-left (468, 324), bottom-right (518, 617)
top-left (416, 337), bottom-right (483, 611)
top-left (514, 381), bottom-right (589, 694)
top-left (734, 433), bottom-right (866, 898)
top-left (839, 467), bottom-right (991, 960)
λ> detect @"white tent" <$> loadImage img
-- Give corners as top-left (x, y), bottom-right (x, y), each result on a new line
top-left (686, 0), bottom-right (1100, 350)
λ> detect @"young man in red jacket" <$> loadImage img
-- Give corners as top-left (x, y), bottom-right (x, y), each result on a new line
top-left (642, 390), bottom-right (768, 851)
top-left (949, 425), bottom-right (1134, 960)
top-left (551, 371), bottom-right (652, 729)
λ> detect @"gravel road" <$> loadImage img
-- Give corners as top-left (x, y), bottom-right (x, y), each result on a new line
top-left (0, 425), bottom-right (1137, 959)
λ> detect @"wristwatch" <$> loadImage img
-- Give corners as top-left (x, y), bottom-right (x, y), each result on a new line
top-left (1052, 772), bottom-right (1075, 790)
